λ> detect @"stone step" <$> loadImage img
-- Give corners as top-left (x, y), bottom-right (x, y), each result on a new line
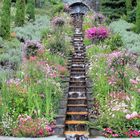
top-left (66, 112), bottom-right (88, 115)
top-left (64, 131), bottom-right (89, 135)
top-left (67, 104), bottom-right (87, 107)
top-left (65, 120), bottom-right (87, 125)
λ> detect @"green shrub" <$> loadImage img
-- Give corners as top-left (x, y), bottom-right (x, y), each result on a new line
top-left (0, 0), bottom-right (11, 39)
top-left (13, 16), bottom-right (50, 41)
top-left (26, 0), bottom-right (35, 21)
top-left (126, 0), bottom-right (132, 18)
top-left (127, 8), bottom-right (136, 23)
top-left (47, 36), bottom-right (66, 54)
top-left (105, 33), bottom-right (123, 51)
top-left (136, 1), bottom-right (140, 33)
top-left (0, 39), bottom-right (21, 71)
top-left (1, 61), bottom-right (62, 121)
top-left (15, 0), bottom-right (25, 26)
top-left (101, 0), bottom-right (126, 19)
top-left (109, 20), bottom-right (140, 55)
top-left (45, 25), bottom-right (71, 56)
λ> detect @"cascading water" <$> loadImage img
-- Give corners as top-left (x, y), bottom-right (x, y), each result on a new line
top-left (64, 12), bottom-right (89, 139)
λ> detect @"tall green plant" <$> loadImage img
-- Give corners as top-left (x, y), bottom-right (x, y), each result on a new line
top-left (136, 0), bottom-right (140, 33)
top-left (126, 0), bottom-right (132, 17)
top-left (101, 0), bottom-right (126, 19)
top-left (15, 0), bottom-right (25, 26)
top-left (0, 0), bottom-right (11, 39)
top-left (26, 0), bottom-right (35, 21)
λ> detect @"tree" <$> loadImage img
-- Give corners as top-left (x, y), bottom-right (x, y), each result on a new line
top-left (101, 0), bottom-right (126, 19)
top-left (0, 0), bottom-right (11, 39)
top-left (15, 0), bottom-right (26, 26)
top-left (136, 0), bottom-right (140, 33)
top-left (26, 0), bottom-right (35, 21)
top-left (126, 0), bottom-right (132, 17)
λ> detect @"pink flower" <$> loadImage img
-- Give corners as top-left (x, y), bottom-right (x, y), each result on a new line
top-left (130, 79), bottom-right (138, 85)
top-left (107, 51), bottom-right (123, 67)
top-left (104, 128), bottom-right (113, 134)
top-left (46, 126), bottom-right (52, 132)
top-left (85, 27), bottom-right (97, 39)
top-left (127, 130), bottom-right (140, 137)
top-left (29, 56), bottom-right (37, 61)
top-left (131, 112), bottom-right (138, 118)
top-left (112, 133), bottom-right (119, 137)
top-left (126, 114), bottom-right (131, 120)
top-left (49, 73), bottom-right (57, 78)
top-left (85, 26), bottom-right (109, 40)
top-left (108, 75), bottom-right (117, 86)
top-left (126, 112), bottom-right (139, 120)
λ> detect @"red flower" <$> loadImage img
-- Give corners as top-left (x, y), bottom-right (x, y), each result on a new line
top-left (38, 129), bottom-right (44, 136)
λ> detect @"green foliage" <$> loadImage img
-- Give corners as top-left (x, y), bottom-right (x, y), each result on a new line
top-left (44, 51), bottom-right (66, 66)
top-left (109, 20), bottom-right (140, 55)
top-left (101, 0), bottom-right (126, 19)
top-left (1, 62), bottom-right (62, 122)
top-left (15, 0), bottom-right (25, 26)
top-left (88, 54), bottom-right (110, 106)
top-left (126, 0), bottom-right (132, 16)
top-left (87, 42), bottom-right (140, 137)
top-left (127, 7), bottom-right (136, 23)
top-left (46, 0), bottom-right (64, 17)
top-left (136, 0), bottom-right (140, 33)
top-left (0, 0), bottom-right (11, 39)
top-left (26, 0), bottom-right (35, 21)
top-left (14, 15), bottom-right (50, 41)
top-left (105, 33), bottom-right (123, 51)
top-left (0, 38), bottom-right (21, 88)
top-left (45, 27), bottom-right (70, 56)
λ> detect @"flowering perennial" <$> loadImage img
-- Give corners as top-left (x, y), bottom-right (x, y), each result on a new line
top-left (23, 40), bottom-right (44, 60)
top-left (85, 26), bottom-right (109, 40)
top-left (126, 112), bottom-right (140, 120)
top-left (13, 114), bottom-right (54, 137)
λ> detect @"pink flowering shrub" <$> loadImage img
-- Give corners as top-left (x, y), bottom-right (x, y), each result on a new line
top-left (103, 128), bottom-right (119, 138)
top-left (12, 115), bottom-right (55, 137)
top-left (103, 128), bottom-right (140, 138)
top-left (85, 26), bottom-right (109, 41)
top-left (107, 51), bottom-right (130, 90)
top-left (126, 112), bottom-right (140, 120)
top-left (125, 130), bottom-right (140, 138)
top-left (88, 47), bottom-right (140, 138)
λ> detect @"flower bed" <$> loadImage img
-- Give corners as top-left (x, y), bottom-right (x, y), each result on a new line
top-left (87, 42), bottom-right (140, 138)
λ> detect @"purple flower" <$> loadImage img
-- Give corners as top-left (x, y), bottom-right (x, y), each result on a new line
top-left (85, 27), bottom-right (97, 39)
top-left (85, 26), bottom-right (109, 40)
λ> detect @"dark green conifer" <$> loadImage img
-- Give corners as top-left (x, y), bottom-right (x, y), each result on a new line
top-left (126, 0), bottom-right (132, 17)
top-left (136, 0), bottom-right (140, 33)
top-left (15, 0), bottom-right (25, 26)
top-left (101, 0), bottom-right (126, 19)
top-left (26, 0), bottom-right (35, 21)
top-left (0, 0), bottom-right (11, 39)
